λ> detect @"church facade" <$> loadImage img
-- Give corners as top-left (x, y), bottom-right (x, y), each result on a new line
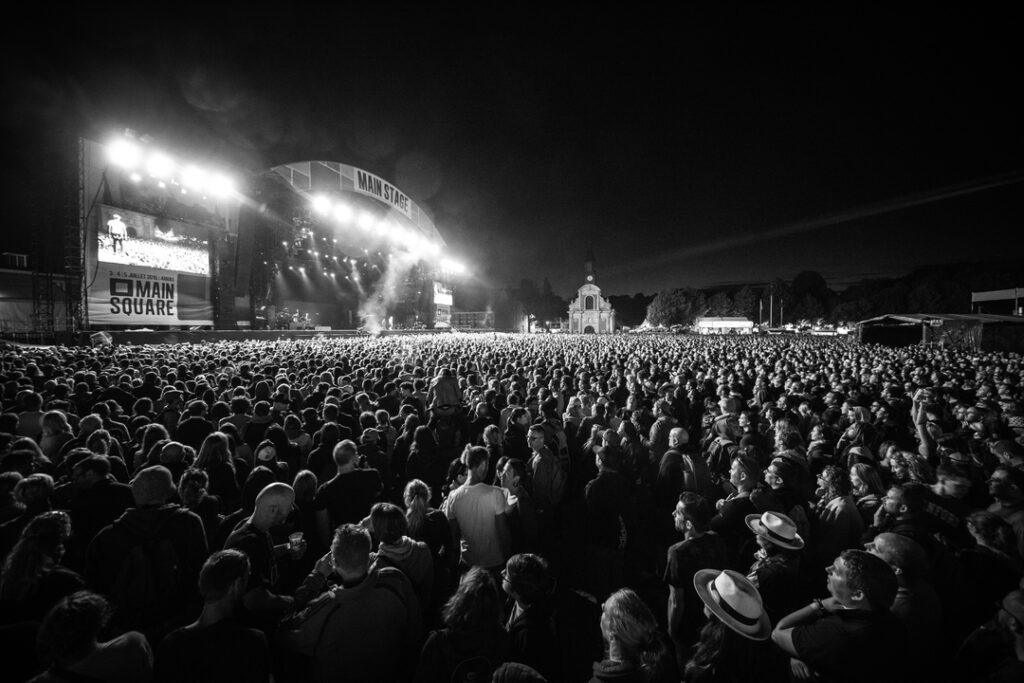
top-left (567, 250), bottom-right (616, 334)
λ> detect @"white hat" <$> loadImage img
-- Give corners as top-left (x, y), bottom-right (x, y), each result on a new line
top-left (693, 569), bottom-right (771, 640)
top-left (745, 511), bottom-right (804, 550)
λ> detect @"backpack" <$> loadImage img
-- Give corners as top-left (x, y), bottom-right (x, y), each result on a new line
top-left (704, 436), bottom-right (738, 480)
top-left (110, 526), bottom-right (185, 640)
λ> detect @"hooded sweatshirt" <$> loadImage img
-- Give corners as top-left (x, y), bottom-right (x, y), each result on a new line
top-left (84, 504), bottom-right (208, 604)
top-left (372, 536), bottom-right (434, 608)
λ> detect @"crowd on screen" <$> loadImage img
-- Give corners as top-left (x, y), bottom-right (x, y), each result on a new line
top-left (97, 234), bottom-right (209, 275)
top-left (1, 332), bottom-right (1023, 682)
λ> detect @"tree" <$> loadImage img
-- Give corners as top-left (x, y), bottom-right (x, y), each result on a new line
top-left (646, 287), bottom-right (704, 327)
top-left (731, 285), bottom-right (756, 320)
top-left (707, 291), bottom-right (731, 316)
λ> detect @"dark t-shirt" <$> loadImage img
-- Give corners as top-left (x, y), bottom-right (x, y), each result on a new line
top-left (313, 469), bottom-right (383, 527)
top-left (224, 520), bottom-right (278, 592)
top-left (792, 609), bottom-right (908, 683)
top-left (156, 618), bottom-right (270, 683)
top-left (664, 531), bottom-right (727, 642)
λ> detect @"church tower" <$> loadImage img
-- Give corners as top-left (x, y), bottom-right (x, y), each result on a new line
top-left (584, 242), bottom-right (596, 284)
top-left (567, 245), bottom-right (616, 334)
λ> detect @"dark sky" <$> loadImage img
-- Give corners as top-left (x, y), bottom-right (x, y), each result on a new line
top-left (2, 6), bottom-right (1021, 298)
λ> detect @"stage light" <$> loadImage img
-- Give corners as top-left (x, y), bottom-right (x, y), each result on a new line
top-left (181, 165), bottom-right (208, 191)
top-left (311, 194), bottom-right (332, 215)
top-left (426, 242), bottom-right (441, 256)
top-left (209, 174), bottom-right (235, 197)
top-left (332, 238), bottom-right (337, 243)
top-left (334, 203), bottom-right (353, 223)
top-left (129, 173), bottom-right (142, 183)
top-left (107, 139), bottom-right (141, 169)
top-left (298, 266), bottom-right (305, 273)
top-left (146, 151), bottom-right (174, 179)
top-left (281, 241), bottom-right (288, 247)
top-left (357, 211), bottom-right (375, 230)
top-left (157, 181), bottom-right (166, 189)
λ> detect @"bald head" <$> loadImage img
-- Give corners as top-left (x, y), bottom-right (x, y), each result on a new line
top-left (252, 482), bottom-right (295, 530)
top-left (669, 427), bottom-right (689, 448)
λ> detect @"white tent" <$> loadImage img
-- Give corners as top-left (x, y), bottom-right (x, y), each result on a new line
top-left (694, 316), bottom-right (754, 334)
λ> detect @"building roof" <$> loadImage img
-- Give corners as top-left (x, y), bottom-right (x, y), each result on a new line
top-left (858, 313), bottom-right (1024, 326)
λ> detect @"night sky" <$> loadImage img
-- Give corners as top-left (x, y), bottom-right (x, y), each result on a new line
top-left (2, 6), bottom-right (1021, 298)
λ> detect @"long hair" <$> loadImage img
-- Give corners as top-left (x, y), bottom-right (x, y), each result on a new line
top-left (411, 425), bottom-right (438, 453)
top-left (404, 479), bottom-right (431, 536)
top-left (177, 468), bottom-right (209, 509)
top-left (41, 410), bottom-right (72, 437)
top-left (441, 567), bottom-right (504, 633)
top-left (850, 463), bottom-right (886, 497)
top-left (196, 431), bottom-right (233, 471)
top-left (602, 588), bottom-right (671, 677)
top-left (1, 510), bottom-right (72, 601)
top-left (685, 616), bottom-right (768, 681)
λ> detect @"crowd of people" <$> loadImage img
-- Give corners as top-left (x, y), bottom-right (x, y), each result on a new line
top-left (0, 332), bottom-right (1023, 682)
top-left (97, 234), bottom-right (210, 275)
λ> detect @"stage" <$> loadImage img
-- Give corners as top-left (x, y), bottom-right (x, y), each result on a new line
top-left (79, 327), bottom-right (450, 347)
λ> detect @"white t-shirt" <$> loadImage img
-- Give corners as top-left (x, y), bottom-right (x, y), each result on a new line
top-left (442, 482), bottom-right (510, 568)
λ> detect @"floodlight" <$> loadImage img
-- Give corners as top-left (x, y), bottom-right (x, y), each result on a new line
top-left (146, 151), bottom-right (174, 179)
top-left (334, 203), bottom-right (353, 223)
top-left (311, 194), bottom-right (331, 215)
top-left (357, 211), bottom-right (375, 230)
top-left (209, 174), bottom-right (235, 197)
top-left (107, 139), bottom-right (142, 169)
top-left (181, 165), bottom-right (208, 191)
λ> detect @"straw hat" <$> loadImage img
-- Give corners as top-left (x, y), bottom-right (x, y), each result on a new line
top-left (745, 511), bottom-right (804, 550)
top-left (693, 569), bottom-right (771, 640)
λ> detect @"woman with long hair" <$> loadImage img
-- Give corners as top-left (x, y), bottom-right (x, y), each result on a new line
top-left (177, 468), bottom-right (221, 540)
top-left (404, 479), bottom-right (456, 623)
top-left (0, 510), bottom-right (84, 623)
top-left (686, 570), bottom-right (784, 682)
top-left (133, 423), bottom-right (169, 473)
top-left (414, 567), bottom-right (509, 682)
top-left (195, 431), bottom-right (240, 512)
top-left (849, 463), bottom-right (887, 528)
top-left (595, 588), bottom-right (676, 682)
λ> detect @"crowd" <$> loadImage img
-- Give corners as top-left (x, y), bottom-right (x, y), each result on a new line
top-left (97, 234), bottom-right (210, 275)
top-left (0, 332), bottom-right (1023, 682)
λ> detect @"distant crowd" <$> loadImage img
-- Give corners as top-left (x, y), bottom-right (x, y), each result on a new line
top-left (97, 234), bottom-right (209, 275)
top-left (1, 333), bottom-right (1023, 682)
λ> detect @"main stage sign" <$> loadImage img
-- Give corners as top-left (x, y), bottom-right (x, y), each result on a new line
top-left (351, 167), bottom-right (413, 219)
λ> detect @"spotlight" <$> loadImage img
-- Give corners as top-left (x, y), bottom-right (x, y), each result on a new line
top-left (332, 238), bottom-right (337, 243)
top-left (426, 242), bottom-right (441, 256)
top-left (146, 151), bottom-right (174, 178)
top-left (209, 174), bottom-right (235, 197)
top-left (311, 194), bottom-right (332, 215)
top-left (334, 204), bottom-right (353, 223)
top-left (129, 172), bottom-right (142, 183)
top-left (107, 139), bottom-right (141, 169)
top-left (181, 165), bottom-right (208, 191)
top-left (281, 241), bottom-right (288, 247)
top-left (298, 266), bottom-right (305, 273)
top-left (357, 211), bottom-right (375, 230)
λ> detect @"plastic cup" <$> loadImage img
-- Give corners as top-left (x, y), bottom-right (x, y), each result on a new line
top-left (288, 531), bottom-right (304, 549)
